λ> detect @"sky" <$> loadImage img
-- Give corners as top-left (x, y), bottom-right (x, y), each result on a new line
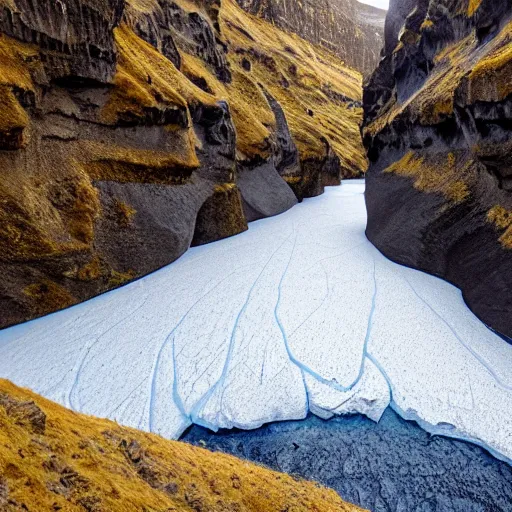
top-left (359, 0), bottom-right (389, 10)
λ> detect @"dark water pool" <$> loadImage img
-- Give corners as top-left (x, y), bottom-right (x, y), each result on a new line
top-left (182, 409), bottom-right (512, 511)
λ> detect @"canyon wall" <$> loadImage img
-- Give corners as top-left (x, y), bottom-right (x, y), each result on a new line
top-left (0, 0), bottom-right (366, 328)
top-left (236, 0), bottom-right (386, 75)
top-left (363, 0), bottom-right (512, 338)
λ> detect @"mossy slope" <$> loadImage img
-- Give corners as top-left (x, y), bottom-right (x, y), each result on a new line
top-left (0, 379), bottom-right (365, 512)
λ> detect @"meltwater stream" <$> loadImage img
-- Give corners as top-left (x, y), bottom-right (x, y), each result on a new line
top-left (0, 180), bottom-right (511, 470)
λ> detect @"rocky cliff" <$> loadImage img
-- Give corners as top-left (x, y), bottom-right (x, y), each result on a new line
top-left (0, 379), bottom-right (365, 511)
top-left (0, 0), bottom-right (366, 329)
top-left (363, 0), bottom-right (512, 338)
top-left (236, 0), bottom-right (386, 76)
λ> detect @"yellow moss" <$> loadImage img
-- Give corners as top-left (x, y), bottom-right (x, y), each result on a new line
top-left (487, 206), bottom-right (512, 249)
top-left (108, 268), bottom-right (137, 287)
top-left (421, 19), bottom-right (434, 31)
top-left (82, 140), bottom-right (200, 184)
top-left (0, 35), bottom-right (37, 143)
top-left (0, 186), bottom-right (58, 261)
top-left (120, 0), bottom-right (366, 170)
top-left (468, 0), bottom-right (482, 16)
top-left (22, 280), bottom-right (76, 316)
top-left (420, 96), bottom-right (454, 124)
top-left (125, 0), bottom-right (159, 14)
top-left (0, 379), bottom-right (365, 511)
top-left (446, 180), bottom-right (470, 203)
top-left (469, 20), bottom-right (512, 101)
top-left (66, 177), bottom-right (101, 245)
top-left (283, 176), bottom-right (303, 184)
top-left (0, 86), bottom-right (29, 135)
top-left (487, 206), bottom-right (512, 229)
top-left (500, 226), bottom-right (512, 248)
top-left (214, 182), bottom-right (237, 193)
top-left (0, 33), bottom-right (38, 92)
top-left (228, 70), bottom-right (275, 159)
top-left (77, 256), bottom-right (104, 281)
top-left (366, 34), bottom-right (479, 136)
top-left (103, 24), bottom-right (216, 125)
top-left (384, 151), bottom-right (471, 203)
top-left (114, 199), bottom-right (137, 226)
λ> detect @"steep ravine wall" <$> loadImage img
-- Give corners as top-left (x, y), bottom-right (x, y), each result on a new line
top-left (363, 0), bottom-right (512, 338)
top-left (0, 0), bottom-right (366, 328)
top-left (236, 0), bottom-right (386, 76)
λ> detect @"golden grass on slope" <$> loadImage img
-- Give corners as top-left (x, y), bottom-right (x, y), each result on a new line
top-left (366, 17), bottom-right (512, 137)
top-left (219, 0), bottom-right (366, 173)
top-left (0, 33), bottom-right (38, 92)
top-left (162, 0), bottom-right (366, 171)
top-left (103, 23), bottom-right (217, 125)
top-left (0, 379), bottom-right (366, 512)
top-left (120, 0), bottom-right (366, 171)
top-left (0, 34), bottom-right (38, 141)
top-left (384, 151), bottom-right (472, 203)
top-left (0, 86), bottom-right (29, 138)
top-left (367, 33), bottom-right (478, 135)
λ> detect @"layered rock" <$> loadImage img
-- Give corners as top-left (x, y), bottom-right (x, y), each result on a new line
top-left (0, 0), bottom-right (365, 328)
top-left (0, 379), bottom-right (365, 512)
top-left (363, 0), bottom-right (512, 338)
top-left (236, 0), bottom-right (386, 75)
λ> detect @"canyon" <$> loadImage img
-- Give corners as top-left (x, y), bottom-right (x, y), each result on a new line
top-left (0, 0), bottom-right (366, 329)
top-left (1, 0), bottom-right (512, 511)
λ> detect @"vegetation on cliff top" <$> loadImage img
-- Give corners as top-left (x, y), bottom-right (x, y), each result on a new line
top-left (365, 16), bottom-right (512, 135)
top-left (0, 379), bottom-right (365, 512)
top-left (120, 0), bottom-right (366, 171)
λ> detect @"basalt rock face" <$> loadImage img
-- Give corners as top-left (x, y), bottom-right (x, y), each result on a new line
top-left (236, 0), bottom-right (386, 76)
top-left (0, 0), bottom-right (365, 328)
top-left (363, 0), bottom-right (512, 338)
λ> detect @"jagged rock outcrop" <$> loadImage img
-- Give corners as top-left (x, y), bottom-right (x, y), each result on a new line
top-left (0, 379), bottom-right (365, 511)
top-left (0, 0), bottom-right (365, 328)
top-left (236, 0), bottom-right (386, 75)
top-left (363, 0), bottom-right (512, 338)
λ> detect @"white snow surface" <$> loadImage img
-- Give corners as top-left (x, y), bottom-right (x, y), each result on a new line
top-left (1, 180), bottom-right (511, 464)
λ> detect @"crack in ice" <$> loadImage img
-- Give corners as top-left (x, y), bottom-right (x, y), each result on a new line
top-left (1, 182), bottom-right (511, 465)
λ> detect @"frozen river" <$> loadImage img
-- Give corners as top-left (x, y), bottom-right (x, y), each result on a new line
top-left (1, 180), bottom-right (511, 464)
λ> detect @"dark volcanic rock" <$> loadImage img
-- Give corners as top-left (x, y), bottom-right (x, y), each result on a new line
top-left (182, 409), bottom-right (512, 512)
top-left (237, 89), bottom-right (299, 221)
top-left (363, 0), bottom-right (512, 338)
top-left (236, 0), bottom-right (386, 76)
top-left (0, 0), bottom-right (124, 84)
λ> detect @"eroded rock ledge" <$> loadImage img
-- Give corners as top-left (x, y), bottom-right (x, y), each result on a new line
top-left (363, 0), bottom-right (512, 338)
top-left (0, 0), bottom-right (366, 328)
